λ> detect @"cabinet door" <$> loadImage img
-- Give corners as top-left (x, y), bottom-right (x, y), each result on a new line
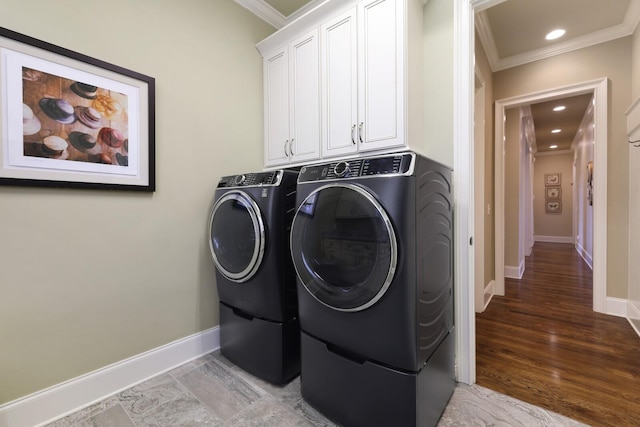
top-left (264, 46), bottom-right (290, 167)
top-left (358, 0), bottom-right (405, 151)
top-left (321, 8), bottom-right (358, 158)
top-left (289, 29), bottom-right (320, 163)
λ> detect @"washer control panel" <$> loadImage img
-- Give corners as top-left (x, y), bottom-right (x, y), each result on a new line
top-left (217, 170), bottom-right (282, 188)
top-left (298, 153), bottom-right (414, 183)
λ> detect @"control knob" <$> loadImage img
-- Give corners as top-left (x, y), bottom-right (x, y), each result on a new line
top-left (334, 161), bottom-right (350, 177)
top-left (234, 174), bottom-right (246, 185)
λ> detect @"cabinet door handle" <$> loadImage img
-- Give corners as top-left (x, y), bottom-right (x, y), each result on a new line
top-left (351, 124), bottom-right (356, 145)
top-left (284, 140), bottom-right (289, 157)
top-left (290, 139), bottom-right (295, 156)
top-left (358, 122), bottom-right (364, 143)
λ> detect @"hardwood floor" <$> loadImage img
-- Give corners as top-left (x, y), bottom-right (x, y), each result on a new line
top-left (476, 242), bottom-right (640, 427)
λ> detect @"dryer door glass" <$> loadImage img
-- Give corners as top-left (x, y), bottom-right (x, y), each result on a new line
top-left (209, 191), bottom-right (265, 283)
top-left (290, 184), bottom-right (397, 311)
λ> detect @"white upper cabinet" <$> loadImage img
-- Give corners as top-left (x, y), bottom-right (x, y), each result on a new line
top-left (322, 0), bottom-right (404, 158)
top-left (321, 8), bottom-right (358, 158)
top-left (258, 0), bottom-right (422, 167)
top-left (264, 46), bottom-right (289, 166)
top-left (263, 29), bottom-right (320, 167)
top-left (357, 0), bottom-right (404, 152)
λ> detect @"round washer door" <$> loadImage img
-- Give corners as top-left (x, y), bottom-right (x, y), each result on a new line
top-left (290, 183), bottom-right (397, 312)
top-left (208, 190), bottom-right (265, 283)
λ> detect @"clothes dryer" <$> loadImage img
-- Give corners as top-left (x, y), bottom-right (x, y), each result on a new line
top-left (209, 169), bottom-right (299, 385)
top-left (290, 152), bottom-right (454, 426)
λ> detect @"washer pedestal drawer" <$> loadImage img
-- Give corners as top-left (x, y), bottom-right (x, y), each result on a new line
top-left (220, 301), bottom-right (300, 385)
top-left (300, 330), bottom-right (455, 427)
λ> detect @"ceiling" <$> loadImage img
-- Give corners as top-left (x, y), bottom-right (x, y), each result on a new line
top-left (237, 0), bottom-right (640, 154)
top-left (527, 94), bottom-right (593, 152)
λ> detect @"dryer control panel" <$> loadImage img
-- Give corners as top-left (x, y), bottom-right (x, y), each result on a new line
top-left (298, 153), bottom-right (414, 183)
top-left (217, 170), bottom-right (282, 188)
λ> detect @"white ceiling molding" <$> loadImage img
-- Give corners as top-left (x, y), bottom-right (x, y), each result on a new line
top-left (494, 22), bottom-right (638, 71)
top-left (286, 0), bottom-right (327, 22)
top-left (625, 0), bottom-right (640, 33)
top-left (476, 0), bottom-right (640, 72)
top-left (472, 0), bottom-right (508, 13)
top-left (474, 11), bottom-right (500, 70)
top-left (234, 0), bottom-right (328, 29)
top-left (234, 0), bottom-right (287, 29)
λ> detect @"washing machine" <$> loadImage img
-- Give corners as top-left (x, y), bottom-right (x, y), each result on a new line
top-left (208, 169), bottom-right (299, 385)
top-left (290, 152), bottom-right (455, 426)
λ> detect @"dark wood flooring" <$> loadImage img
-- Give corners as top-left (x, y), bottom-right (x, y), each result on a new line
top-left (476, 242), bottom-right (640, 427)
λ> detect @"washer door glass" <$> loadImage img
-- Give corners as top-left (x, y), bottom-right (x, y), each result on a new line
top-left (290, 184), bottom-right (397, 311)
top-left (209, 191), bottom-right (265, 283)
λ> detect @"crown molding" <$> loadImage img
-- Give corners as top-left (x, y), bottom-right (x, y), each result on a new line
top-left (234, 0), bottom-right (286, 29)
top-left (234, 0), bottom-right (327, 29)
top-left (474, 11), bottom-right (500, 69)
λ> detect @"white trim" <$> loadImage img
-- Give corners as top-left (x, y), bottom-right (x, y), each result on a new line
top-left (494, 78), bottom-right (608, 315)
top-left (482, 280), bottom-right (495, 311)
top-left (286, 0), bottom-right (327, 22)
top-left (0, 327), bottom-right (220, 427)
top-left (494, 94), bottom-right (506, 296)
top-left (454, 0), bottom-right (475, 386)
top-left (233, 0), bottom-right (287, 29)
top-left (504, 261), bottom-right (524, 280)
top-left (491, 24), bottom-right (636, 72)
top-left (606, 297), bottom-right (628, 318)
top-left (534, 235), bottom-right (574, 244)
top-left (576, 242), bottom-right (594, 270)
top-left (627, 300), bottom-right (640, 338)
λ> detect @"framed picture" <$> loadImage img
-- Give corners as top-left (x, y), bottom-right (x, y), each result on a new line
top-left (0, 27), bottom-right (155, 191)
top-left (546, 186), bottom-right (561, 199)
top-left (546, 200), bottom-right (562, 214)
top-left (545, 173), bottom-right (561, 186)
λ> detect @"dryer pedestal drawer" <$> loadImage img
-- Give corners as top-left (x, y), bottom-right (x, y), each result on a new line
top-left (220, 302), bottom-right (300, 385)
top-left (300, 330), bottom-right (455, 427)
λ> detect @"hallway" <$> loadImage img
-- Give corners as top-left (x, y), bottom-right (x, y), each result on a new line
top-left (476, 242), bottom-right (640, 427)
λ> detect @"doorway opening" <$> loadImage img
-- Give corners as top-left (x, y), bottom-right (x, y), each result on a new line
top-left (493, 78), bottom-right (608, 312)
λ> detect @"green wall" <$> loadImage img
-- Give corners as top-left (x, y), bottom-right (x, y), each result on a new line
top-left (0, 0), bottom-right (274, 404)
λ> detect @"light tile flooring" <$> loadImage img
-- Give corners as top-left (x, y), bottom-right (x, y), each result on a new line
top-left (46, 350), bottom-right (588, 427)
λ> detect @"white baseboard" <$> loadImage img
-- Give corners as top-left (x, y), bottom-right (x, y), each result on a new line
top-left (504, 261), bottom-right (524, 279)
top-left (0, 327), bottom-right (220, 427)
top-left (606, 297), bottom-right (628, 318)
top-left (627, 300), bottom-right (640, 338)
top-left (482, 280), bottom-right (495, 311)
top-left (534, 235), bottom-right (574, 244)
top-left (575, 242), bottom-right (593, 270)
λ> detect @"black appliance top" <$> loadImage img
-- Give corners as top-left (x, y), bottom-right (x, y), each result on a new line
top-left (297, 152), bottom-right (415, 183)
top-left (217, 170), bottom-right (283, 188)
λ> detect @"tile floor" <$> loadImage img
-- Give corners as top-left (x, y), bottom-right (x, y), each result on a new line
top-left (46, 350), bottom-right (588, 427)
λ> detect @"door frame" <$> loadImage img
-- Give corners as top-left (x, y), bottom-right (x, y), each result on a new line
top-left (454, 0), bottom-right (607, 385)
top-left (494, 79), bottom-right (608, 311)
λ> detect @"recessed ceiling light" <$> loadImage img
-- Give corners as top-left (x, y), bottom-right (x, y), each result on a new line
top-left (553, 105), bottom-right (566, 111)
top-left (550, 145), bottom-right (558, 149)
top-left (551, 129), bottom-right (561, 133)
top-left (546, 29), bottom-right (566, 40)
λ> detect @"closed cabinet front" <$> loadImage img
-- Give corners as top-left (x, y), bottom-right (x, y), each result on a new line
top-left (322, 0), bottom-right (404, 158)
top-left (264, 30), bottom-right (320, 167)
top-left (321, 8), bottom-right (358, 158)
top-left (260, 0), bottom-right (415, 168)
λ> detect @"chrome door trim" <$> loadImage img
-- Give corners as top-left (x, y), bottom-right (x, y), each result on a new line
top-left (290, 183), bottom-right (398, 312)
top-left (209, 190), bottom-right (265, 283)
